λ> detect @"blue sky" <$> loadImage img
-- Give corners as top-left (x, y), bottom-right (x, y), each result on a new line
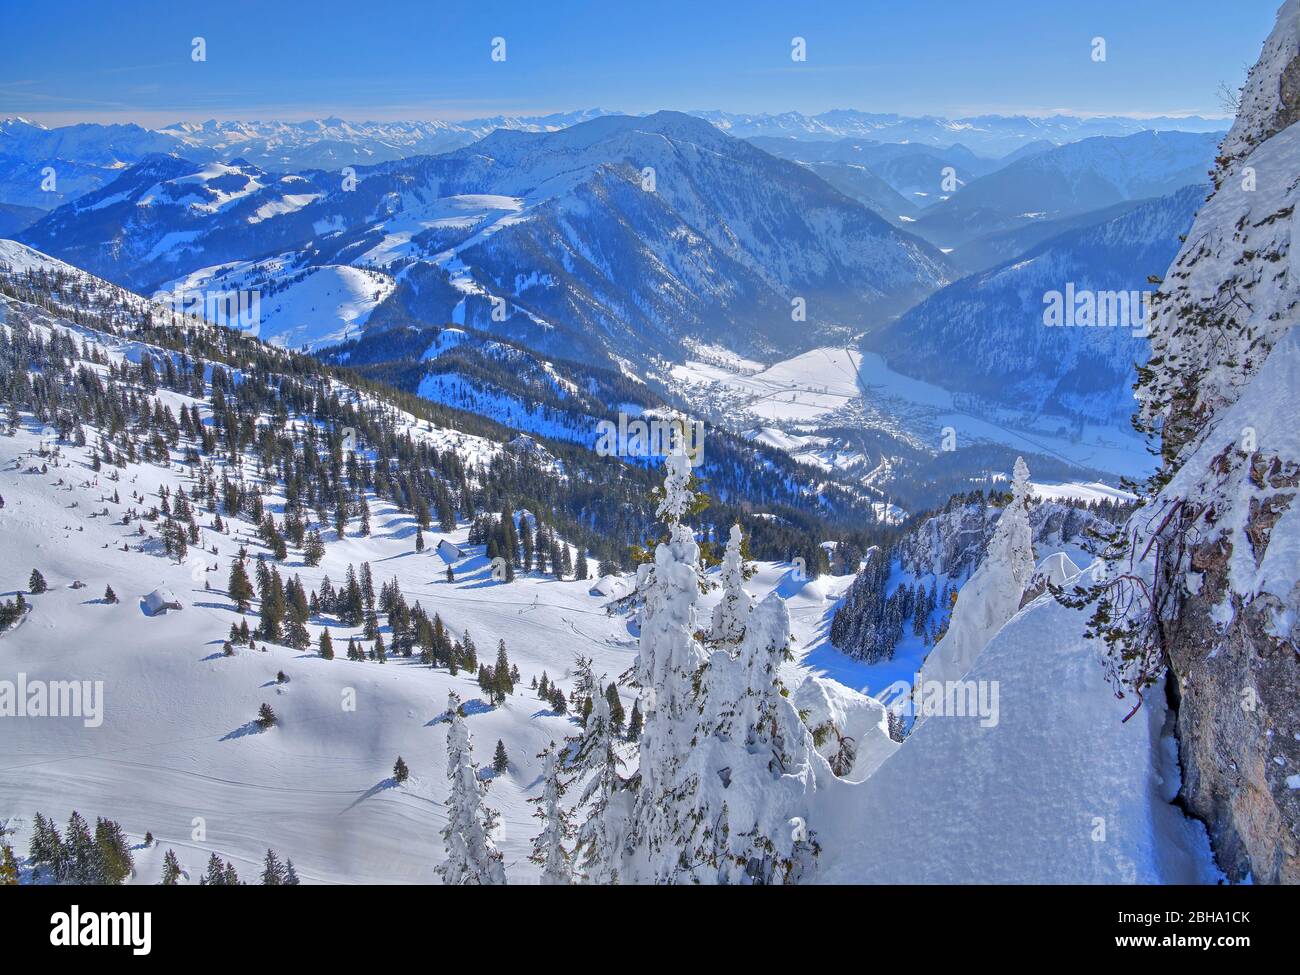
top-left (1, 0), bottom-right (1275, 125)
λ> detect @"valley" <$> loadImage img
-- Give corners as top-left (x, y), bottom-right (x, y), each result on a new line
top-left (1, 0), bottom-right (1296, 895)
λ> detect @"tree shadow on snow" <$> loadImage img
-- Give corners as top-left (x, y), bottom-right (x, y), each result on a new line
top-left (339, 776), bottom-right (398, 815)
top-left (221, 720), bottom-right (267, 741)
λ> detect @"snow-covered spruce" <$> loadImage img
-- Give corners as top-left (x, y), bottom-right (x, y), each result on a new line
top-left (918, 457), bottom-right (1036, 691)
top-left (437, 693), bottom-right (506, 885)
top-left (528, 743), bottom-right (573, 886)
top-left (569, 684), bottom-right (627, 884)
top-left (622, 439), bottom-right (708, 881)
top-left (577, 442), bottom-right (821, 883)
top-left (710, 523), bottom-right (751, 643)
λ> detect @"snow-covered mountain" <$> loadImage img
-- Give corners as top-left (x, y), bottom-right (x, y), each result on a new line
top-left (747, 137), bottom-right (1005, 210)
top-left (18, 156), bottom-right (336, 293)
top-left (0, 110), bottom-right (1226, 215)
top-left (0, 117), bottom-right (210, 210)
top-left (20, 112), bottom-right (952, 365)
top-left (154, 111), bottom-right (617, 171)
top-left (0, 114), bottom-right (615, 211)
top-left (796, 161), bottom-right (921, 227)
top-left (697, 109), bottom-right (1228, 156)
top-left (868, 184), bottom-right (1205, 426)
top-left (912, 130), bottom-right (1219, 248)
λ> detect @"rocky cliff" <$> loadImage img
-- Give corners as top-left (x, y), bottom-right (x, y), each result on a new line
top-left (1130, 0), bottom-right (1300, 883)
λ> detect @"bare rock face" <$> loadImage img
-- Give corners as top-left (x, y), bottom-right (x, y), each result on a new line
top-left (1163, 449), bottom-right (1299, 883)
top-left (1128, 1), bottom-right (1300, 884)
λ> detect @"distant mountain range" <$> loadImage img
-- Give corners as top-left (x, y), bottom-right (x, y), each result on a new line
top-left (17, 112), bottom-right (951, 365)
top-left (867, 184), bottom-right (1206, 425)
top-left (909, 130), bottom-right (1219, 250)
top-left (0, 109), bottom-right (1226, 211)
top-left (695, 109), bottom-right (1227, 154)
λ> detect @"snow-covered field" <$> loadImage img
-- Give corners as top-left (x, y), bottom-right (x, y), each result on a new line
top-left (1, 207), bottom-right (1237, 885)
top-left (159, 257), bottom-right (395, 350)
top-left (0, 327), bottom-right (847, 882)
top-left (671, 344), bottom-right (1152, 481)
top-left (0, 393), bottom-right (1215, 883)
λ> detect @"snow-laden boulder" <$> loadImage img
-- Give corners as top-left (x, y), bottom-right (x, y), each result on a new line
top-left (142, 587), bottom-right (182, 616)
top-left (794, 675), bottom-right (898, 782)
top-left (814, 585), bottom-right (1220, 883)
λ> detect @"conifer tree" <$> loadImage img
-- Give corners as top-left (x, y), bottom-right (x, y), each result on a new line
top-left (571, 683), bottom-right (624, 884)
top-left (0, 843), bottom-right (19, 885)
top-left (227, 558), bottom-right (254, 613)
top-left (201, 852), bottom-right (225, 885)
top-left (28, 569), bottom-right (47, 594)
top-left (626, 437), bottom-right (706, 880)
top-left (92, 817), bottom-right (134, 884)
top-left (711, 523), bottom-right (752, 642)
top-left (318, 627), bottom-right (334, 660)
top-left (393, 756), bottom-right (409, 783)
top-left (529, 743), bottom-right (573, 885)
top-left (627, 697), bottom-right (643, 742)
top-left (493, 640), bottom-right (513, 700)
top-left (437, 693), bottom-right (506, 885)
top-left (492, 739), bottom-right (509, 774)
top-left (303, 528), bottom-right (325, 566)
top-left (260, 848), bottom-right (286, 885)
top-left (605, 682), bottom-right (626, 736)
top-left (64, 811), bottom-right (94, 883)
top-left (160, 849), bottom-right (182, 885)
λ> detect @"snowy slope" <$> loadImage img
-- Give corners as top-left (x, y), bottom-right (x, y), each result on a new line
top-left (813, 590), bottom-right (1220, 884)
top-left (159, 257), bottom-right (395, 350)
top-left (0, 279), bottom-right (862, 882)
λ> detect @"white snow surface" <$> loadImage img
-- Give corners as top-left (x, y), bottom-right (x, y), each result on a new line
top-left (0, 251), bottom-right (1223, 884)
top-left (814, 590), bottom-right (1220, 883)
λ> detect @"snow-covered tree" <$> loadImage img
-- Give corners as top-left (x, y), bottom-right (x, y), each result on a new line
top-left (625, 437), bottom-right (708, 881)
top-left (919, 456), bottom-right (1036, 691)
top-left (685, 565), bottom-right (820, 883)
top-left (159, 849), bottom-right (182, 885)
top-left (571, 683), bottom-right (626, 884)
top-left (529, 743), bottom-right (573, 886)
top-left (710, 523), bottom-right (751, 643)
top-left (437, 692), bottom-right (506, 885)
